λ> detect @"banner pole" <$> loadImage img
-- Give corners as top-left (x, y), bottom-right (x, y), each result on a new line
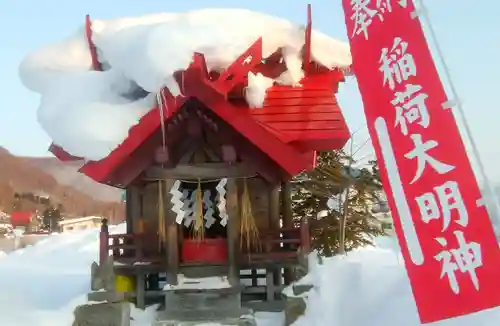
top-left (417, 0), bottom-right (500, 238)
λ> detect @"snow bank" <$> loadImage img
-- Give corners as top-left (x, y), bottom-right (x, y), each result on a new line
top-left (0, 223), bottom-right (129, 326)
top-left (19, 9), bottom-right (351, 160)
top-left (293, 237), bottom-right (500, 326)
top-left (0, 222), bottom-right (283, 325)
top-left (2, 225), bottom-right (500, 325)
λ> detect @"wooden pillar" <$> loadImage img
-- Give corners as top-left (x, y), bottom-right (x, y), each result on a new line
top-left (126, 185), bottom-right (142, 235)
top-left (268, 183), bottom-right (281, 298)
top-left (135, 272), bottom-right (146, 309)
top-left (125, 188), bottom-right (133, 235)
top-left (226, 178), bottom-right (240, 287)
top-left (164, 179), bottom-right (179, 285)
top-left (268, 183), bottom-right (281, 230)
top-left (99, 218), bottom-right (109, 266)
top-left (281, 181), bottom-right (294, 285)
top-left (282, 182), bottom-right (293, 228)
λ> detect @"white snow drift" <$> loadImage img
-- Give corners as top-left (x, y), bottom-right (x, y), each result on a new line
top-left (19, 9), bottom-right (351, 161)
top-left (1, 227), bottom-right (500, 325)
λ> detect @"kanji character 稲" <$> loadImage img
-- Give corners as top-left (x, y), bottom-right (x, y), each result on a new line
top-left (379, 37), bottom-right (417, 90)
top-left (405, 134), bottom-right (455, 184)
top-left (350, 0), bottom-right (378, 40)
top-left (415, 180), bottom-right (468, 231)
top-left (391, 84), bottom-right (430, 135)
top-left (375, 0), bottom-right (393, 20)
top-left (434, 231), bottom-right (482, 294)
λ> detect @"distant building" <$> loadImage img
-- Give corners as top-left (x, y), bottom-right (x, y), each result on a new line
top-left (10, 211), bottom-right (35, 229)
top-left (58, 216), bottom-right (102, 232)
top-left (0, 211), bottom-right (9, 223)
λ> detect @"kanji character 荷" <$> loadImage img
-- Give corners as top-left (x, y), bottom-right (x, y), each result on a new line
top-left (375, 0), bottom-right (392, 20)
top-left (391, 84), bottom-right (430, 135)
top-left (434, 231), bottom-right (482, 294)
top-left (398, 0), bottom-right (408, 8)
top-left (405, 134), bottom-right (455, 184)
top-left (379, 37), bottom-right (417, 90)
top-left (350, 0), bottom-right (378, 40)
top-left (415, 180), bottom-right (468, 231)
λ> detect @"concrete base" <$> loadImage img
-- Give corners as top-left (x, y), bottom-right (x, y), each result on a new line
top-left (283, 284), bottom-right (313, 326)
top-left (157, 284), bottom-right (256, 326)
top-left (153, 307), bottom-right (256, 326)
top-left (164, 287), bottom-right (241, 317)
top-left (72, 302), bottom-right (131, 326)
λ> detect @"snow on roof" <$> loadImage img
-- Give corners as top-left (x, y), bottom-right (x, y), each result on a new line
top-left (19, 9), bottom-right (351, 161)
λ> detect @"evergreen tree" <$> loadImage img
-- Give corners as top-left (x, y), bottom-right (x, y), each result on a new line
top-left (292, 150), bottom-right (385, 256)
top-left (42, 203), bottom-right (63, 232)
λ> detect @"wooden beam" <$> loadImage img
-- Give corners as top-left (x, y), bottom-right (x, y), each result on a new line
top-left (145, 163), bottom-right (256, 180)
top-left (268, 182), bottom-right (281, 293)
top-left (178, 147), bottom-right (196, 164)
top-left (281, 181), bottom-right (294, 285)
top-left (125, 188), bottom-right (133, 234)
top-left (202, 122), bottom-right (284, 184)
top-left (281, 182), bottom-right (293, 228)
top-left (268, 183), bottom-right (281, 230)
top-left (125, 185), bottom-right (142, 235)
top-left (221, 145), bottom-right (237, 163)
top-left (226, 178), bottom-right (240, 287)
top-left (164, 179), bottom-right (179, 285)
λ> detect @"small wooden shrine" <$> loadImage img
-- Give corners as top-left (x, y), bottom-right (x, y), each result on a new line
top-left (52, 9), bottom-right (351, 314)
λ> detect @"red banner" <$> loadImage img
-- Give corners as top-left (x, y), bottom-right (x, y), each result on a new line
top-left (341, 0), bottom-right (500, 323)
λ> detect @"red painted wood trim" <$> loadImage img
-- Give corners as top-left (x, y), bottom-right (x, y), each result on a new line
top-left (303, 4), bottom-right (312, 75)
top-left (85, 14), bottom-right (102, 72)
top-left (49, 144), bottom-right (82, 161)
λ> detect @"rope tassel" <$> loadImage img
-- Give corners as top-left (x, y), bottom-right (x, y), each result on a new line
top-left (191, 179), bottom-right (205, 241)
top-left (240, 179), bottom-right (260, 251)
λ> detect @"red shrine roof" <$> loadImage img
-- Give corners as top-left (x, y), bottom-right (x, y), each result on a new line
top-left (50, 10), bottom-right (351, 187)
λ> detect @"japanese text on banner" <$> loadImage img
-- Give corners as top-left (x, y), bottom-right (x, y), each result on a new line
top-left (350, 0), bottom-right (408, 40)
top-left (378, 35), bottom-right (483, 295)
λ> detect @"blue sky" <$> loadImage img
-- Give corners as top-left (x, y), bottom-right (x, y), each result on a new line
top-left (0, 0), bottom-right (498, 179)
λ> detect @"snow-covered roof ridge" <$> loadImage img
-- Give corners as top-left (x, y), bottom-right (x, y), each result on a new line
top-left (19, 9), bottom-right (352, 161)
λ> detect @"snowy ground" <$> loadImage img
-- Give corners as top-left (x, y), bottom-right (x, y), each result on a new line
top-left (0, 224), bottom-right (282, 326)
top-left (0, 226), bottom-right (499, 325)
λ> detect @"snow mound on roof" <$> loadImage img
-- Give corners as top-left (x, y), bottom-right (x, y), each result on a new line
top-left (19, 9), bottom-right (351, 161)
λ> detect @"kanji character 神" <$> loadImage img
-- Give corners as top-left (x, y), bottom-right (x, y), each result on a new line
top-left (415, 180), bottom-right (468, 231)
top-left (391, 84), bottom-right (430, 135)
top-left (404, 134), bottom-right (455, 184)
top-left (379, 37), bottom-right (417, 90)
top-left (434, 231), bottom-right (482, 294)
top-left (350, 0), bottom-right (378, 40)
